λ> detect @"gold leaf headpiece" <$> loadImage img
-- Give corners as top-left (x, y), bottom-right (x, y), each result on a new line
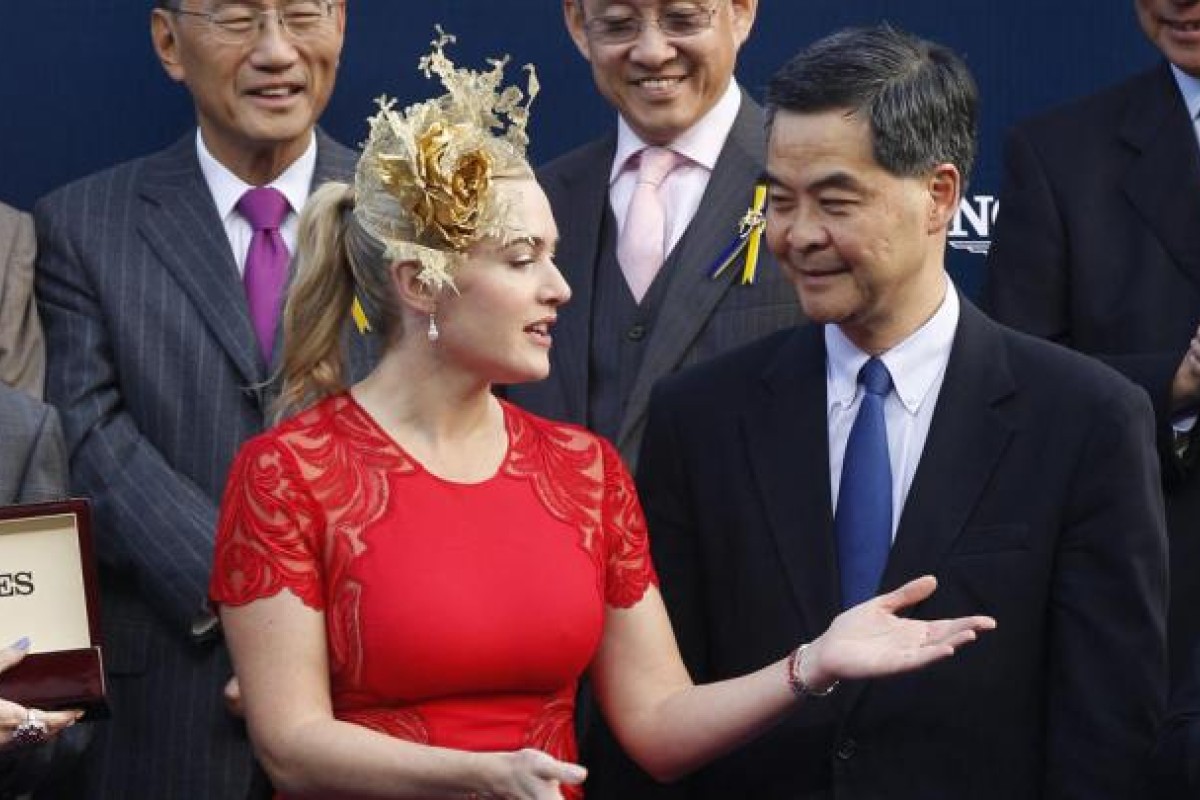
top-left (353, 28), bottom-right (540, 292)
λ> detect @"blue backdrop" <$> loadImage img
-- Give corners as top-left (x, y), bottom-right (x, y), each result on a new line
top-left (1, 2), bottom-right (1157, 295)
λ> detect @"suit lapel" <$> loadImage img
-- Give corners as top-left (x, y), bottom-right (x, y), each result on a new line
top-left (841, 298), bottom-right (1017, 714)
top-left (137, 131), bottom-right (359, 388)
top-left (883, 299), bottom-right (1016, 589)
top-left (312, 128), bottom-right (357, 185)
top-left (617, 95), bottom-right (769, 453)
top-left (1119, 63), bottom-right (1200, 290)
top-left (542, 136), bottom-right (615, 422)
top-left (742, 327), bottom-right (841, 633)
top-left (136, 135), bottom-right (263, 387)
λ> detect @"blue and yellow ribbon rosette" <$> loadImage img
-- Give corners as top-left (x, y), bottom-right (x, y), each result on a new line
top-left (708, 182), bottom-right (767, 286)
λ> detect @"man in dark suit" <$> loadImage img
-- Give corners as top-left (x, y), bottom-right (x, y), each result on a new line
top-left (638, 27), bottom-right (1168, 799)
top-left (982, 0), bottom-right (1200, 683)
top-left (34, 3), bottom-right (376, 797)
top-left (505, 0), bottom-right (801, 468)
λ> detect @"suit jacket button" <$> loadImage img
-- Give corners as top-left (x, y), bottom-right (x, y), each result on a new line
top-left (626, 324), bottom-right (646, 342)
top-left (836, 738), bottom-right (857, 761)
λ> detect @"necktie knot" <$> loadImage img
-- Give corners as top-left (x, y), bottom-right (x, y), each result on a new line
top-left (634, 146), bottom-right (679, 188)
top-left (237, 187), bottom-right (290, 232)
top-left (858, 357), bottom-right (893, 398)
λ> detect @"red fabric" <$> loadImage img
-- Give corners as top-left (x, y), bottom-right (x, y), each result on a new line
top-left (211, 395), bottom-right (657, 798)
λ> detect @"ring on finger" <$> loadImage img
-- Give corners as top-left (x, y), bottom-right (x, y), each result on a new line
top-left (11, 709), bottom-right (49, 747)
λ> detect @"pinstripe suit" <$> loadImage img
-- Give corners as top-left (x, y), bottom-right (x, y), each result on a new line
top-left (506, 95), bottom-right (803, 467)
top-left (33, 130), bottom-right (377, 799)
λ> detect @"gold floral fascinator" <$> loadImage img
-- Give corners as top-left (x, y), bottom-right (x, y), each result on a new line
top-left (353, 27), bottom-right (540, 293)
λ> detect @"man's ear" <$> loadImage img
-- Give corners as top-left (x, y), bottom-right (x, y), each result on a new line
top-left (563, 0), bottom-right (592, 63)
top-left (150, 9), bottom-right (186, 83)
top-left (926, 163), bottom-right (961, 234)
top-left (729, 0), bottom-right (759, 48)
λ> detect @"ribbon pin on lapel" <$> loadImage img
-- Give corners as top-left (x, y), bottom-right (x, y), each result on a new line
top-left (708, 182), bottom-right (767, 286)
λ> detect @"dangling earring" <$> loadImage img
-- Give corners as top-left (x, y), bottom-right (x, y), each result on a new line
top-left (427, 312), bottom-right (439, 343)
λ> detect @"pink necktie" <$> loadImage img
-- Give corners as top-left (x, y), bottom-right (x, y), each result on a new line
top-left (618, 146), bottom-right (679, 303)
top-left (237, 187), bottom-right (291, 363)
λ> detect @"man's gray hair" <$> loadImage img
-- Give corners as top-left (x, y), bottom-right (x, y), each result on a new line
top-left (766, 25), bottom-right (978, 185)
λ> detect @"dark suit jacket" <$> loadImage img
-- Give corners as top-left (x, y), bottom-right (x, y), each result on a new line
top-left (0, 202), bottom-right (44, 397)
top-left (34, 130), bottom-right (378, 799)
top-left (982, 62), bottom-right (1200, 680)
top-left (638, 297), bottom-right (1168, 799)
top-left (506, 94), bottom-right (801, 465)
top-left (1152, 641), bottom-right (1200, 799)
top-left (0, 381), bottom-right (64, 504)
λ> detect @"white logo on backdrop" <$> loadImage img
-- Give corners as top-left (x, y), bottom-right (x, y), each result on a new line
top-left (949, 194), bottom-right (998, 256)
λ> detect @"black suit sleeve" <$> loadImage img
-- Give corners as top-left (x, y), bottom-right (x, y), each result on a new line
top-left (1045, 379), bottom-right (1168, 798)
top-left (639, 382), bottom-right (710, 679)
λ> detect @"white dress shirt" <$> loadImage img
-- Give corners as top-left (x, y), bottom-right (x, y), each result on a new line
top-left (826, 280), bottom-right (959, 539)
top-left (1172, 64), bottom-right (1200, 148)
top-left (195, 129), bottom-right (317, 276)
top-left (609, 79), bottom-right (742, 258)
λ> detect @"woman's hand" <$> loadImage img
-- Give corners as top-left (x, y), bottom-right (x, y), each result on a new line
top-left (475, 748), bottom-right (587, 799)
top-left (0, 638), bottom-right (84, 751)
top-left (804, 576), bottom-right (996, 690)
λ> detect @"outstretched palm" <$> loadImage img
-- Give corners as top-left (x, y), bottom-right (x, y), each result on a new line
top-left (810, 576), bottom-right (996, 686)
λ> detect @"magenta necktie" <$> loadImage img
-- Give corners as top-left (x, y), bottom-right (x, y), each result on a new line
top-left (237, 187), bottom-right (291, 363)
top-left (618, 146), bottom-right (679, 303)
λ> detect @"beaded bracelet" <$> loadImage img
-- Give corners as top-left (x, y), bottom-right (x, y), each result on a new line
top-left (786, 642), bottom-right (838, 698)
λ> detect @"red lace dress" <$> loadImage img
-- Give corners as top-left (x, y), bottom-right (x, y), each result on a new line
top-left (210, 394), bottom-right (657, 799)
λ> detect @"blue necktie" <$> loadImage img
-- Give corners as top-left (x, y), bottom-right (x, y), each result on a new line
top-left (835, 357), bottom-right (894, 609)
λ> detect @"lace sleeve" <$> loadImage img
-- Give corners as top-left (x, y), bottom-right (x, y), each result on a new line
top-left (600, 439), bottom-right (659, 608)
top-left (210, 435), bottom-right (326, 610)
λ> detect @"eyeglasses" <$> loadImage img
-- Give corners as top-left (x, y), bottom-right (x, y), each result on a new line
top-left (169, 1), bottom-right (343, 46)
top-left (583, 4), bottom-right (718, 46)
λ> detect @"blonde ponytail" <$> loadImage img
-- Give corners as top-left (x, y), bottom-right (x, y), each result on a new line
top-left (274, 181), bottom-right (359, 420)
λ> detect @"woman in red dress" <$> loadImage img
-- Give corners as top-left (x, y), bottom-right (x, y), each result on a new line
top-left (210, 33), bottom-right (994, 800)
